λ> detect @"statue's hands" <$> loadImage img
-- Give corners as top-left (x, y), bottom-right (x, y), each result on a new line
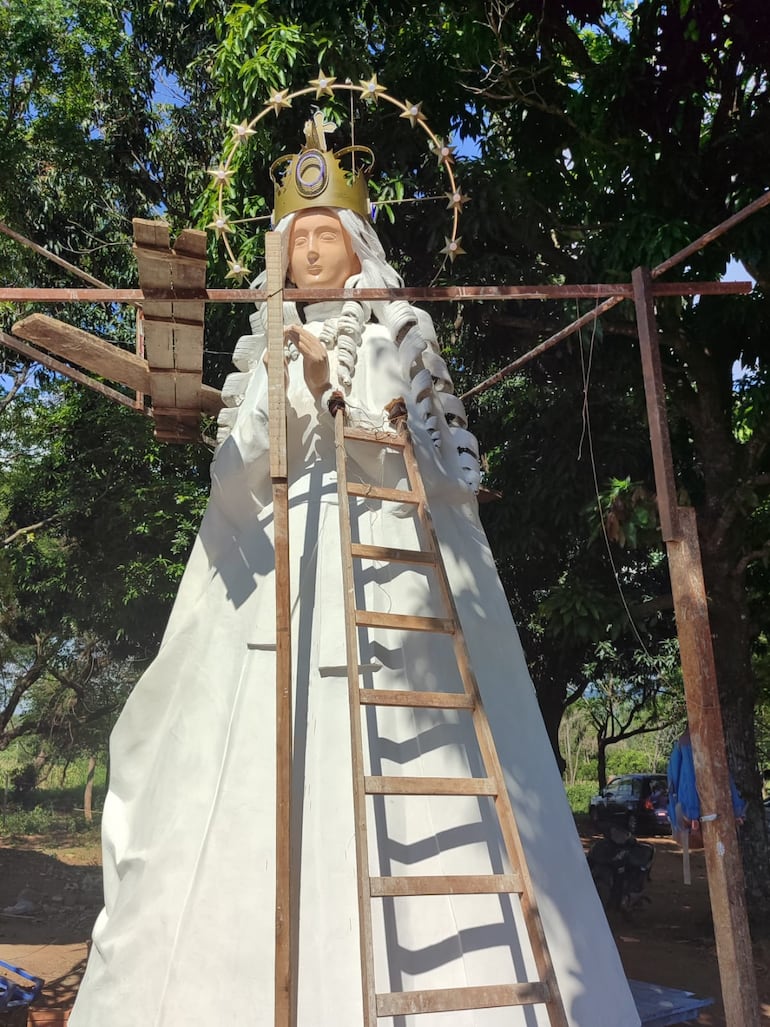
top-left (285, 324), bottom-right (331, 400)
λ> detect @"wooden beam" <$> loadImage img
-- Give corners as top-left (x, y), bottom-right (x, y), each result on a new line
top-left (632, 268), bottom-right (680, 541)
top-left (13, 313), bottom-right (150, 393)
top-left (633, 266), bottom-right (760, 1027)
top-left (132, 219), bottom-right (207, 418)
top-left (264, 231), bottom-right (293, 1027)
top-left (8, 314), bottom-right (222, 418)
top-left (0, 330), bottom-right (145, 413)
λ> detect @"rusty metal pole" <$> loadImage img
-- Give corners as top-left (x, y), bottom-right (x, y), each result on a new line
top-left (632, 266), bottom-right (760, 1027)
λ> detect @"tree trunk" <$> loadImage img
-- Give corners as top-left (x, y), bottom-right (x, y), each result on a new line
top-left (84, 754), bottom-right (96, 824)
top-left (597, 738), bottom-right (608, 792)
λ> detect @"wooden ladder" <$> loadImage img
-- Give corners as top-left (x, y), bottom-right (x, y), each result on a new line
top-left (333, 407), bottom-right (569, 1026)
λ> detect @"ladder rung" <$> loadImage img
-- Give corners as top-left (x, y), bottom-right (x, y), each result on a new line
top-left (355, 610), bottom-right (454, 634)
top-left (359, 689), bottom-right (474, 709)
top-left (365, 776), bottom-right (498, 796)
top-left (351, 542), bottom-right (435, 565)
top-left (370, 873), bottom-right (522, 896)
top-left (343, 426), bottom-right (406, 447)
top-left (347, 482), bottom-right (419, 504)
top-left (376, 982), bottom-right (550, 1016)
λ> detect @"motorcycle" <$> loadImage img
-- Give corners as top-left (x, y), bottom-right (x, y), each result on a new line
top-left (587, 824), bottom-right (655, 915)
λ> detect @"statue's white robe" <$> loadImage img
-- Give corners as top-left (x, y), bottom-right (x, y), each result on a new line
top-left (71, 303), bottom-right (639, 1026)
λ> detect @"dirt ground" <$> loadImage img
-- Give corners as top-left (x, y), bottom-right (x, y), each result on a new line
top-left (1, 819), bottom-right (768, 1024)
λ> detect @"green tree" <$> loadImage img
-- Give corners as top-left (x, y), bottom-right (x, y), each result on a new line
top-left (2, 0), bottom-right (769, 915)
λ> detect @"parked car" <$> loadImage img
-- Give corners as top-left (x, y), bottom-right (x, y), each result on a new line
top-left (589, 774), bottom-right (670, 836)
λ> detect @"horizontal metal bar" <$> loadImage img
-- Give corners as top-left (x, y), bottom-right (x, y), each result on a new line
top-left (0, 281), bottom-right (752, 305)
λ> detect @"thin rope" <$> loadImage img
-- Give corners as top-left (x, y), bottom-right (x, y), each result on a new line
top-left (577, 301), bottom-right (654, 659)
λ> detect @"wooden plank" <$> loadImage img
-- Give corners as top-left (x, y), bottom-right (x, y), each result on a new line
top-left (632, 267), bottom-right (680, 541)
top-left (347, 482), bottom-right (418, 504)
top-left (0, 330), bottom-right (145, 413)
top-left (266, 231), bottom-right (293, 1027)
top-left (27, 1011), bottom-right (71, 1025)
top-left (12, 314), bottom-right (150, 392)
top-left (370, 873), bottom-right (522, 896)
top-left (7, 310), bottom-right (220, 429)
top-left (334, 412), bottom-right (378, 1026)
top-left (273, 477), bottom-right (293, 1027)
top-left (168, 229), bottom-right (206, 391)
top-left (132, 219), bottom-right (207, 420)
top-left (364, 776), bottom-right (497, 796)
top-left (343, 426), bottom-right (405, 446)
top-left (132, 217), bottom-right (171, 249)
top-left (376, 983), bottom-right (549, 1016)
top-left (200, 384), bottom-right (224, 415)
top-left (130, 247), bottom-right (205, 269)
top-left (663, 534), bottom-right (760, 1022)
top-left (173, 374), bottom-right (203, 409)
top-left (355, 610), bottom-right (454, 634)
top-left (143, 323), bottom-right (175, 369)
top-left (358, 689), bottom-right (473, 709)
top-left (171, 324), bottom-right (206, 367)
top-left (149, 376), bottom-right (177, 408)
top-left (173, 227), bottom-right (208, 258)
top-left (266, 232), bottom-right (286, 479)
top-left (351, 543), bottom-right (435, 565)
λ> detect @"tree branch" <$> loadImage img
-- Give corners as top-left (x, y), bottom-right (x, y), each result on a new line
top-left (0, 365), bottom-right (30, 412)
top-left (2, 515), bottom-right (61, 548)
top-left (0, 636), bottom-right (51, 733)
top-left (735, 542), bottom-right (770, 578)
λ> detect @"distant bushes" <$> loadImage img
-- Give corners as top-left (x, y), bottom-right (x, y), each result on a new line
top-left (565, 781), bottom-right (596, 814)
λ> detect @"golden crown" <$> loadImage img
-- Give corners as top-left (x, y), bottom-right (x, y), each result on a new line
top-left (270, 113), bottom-right (374, 223)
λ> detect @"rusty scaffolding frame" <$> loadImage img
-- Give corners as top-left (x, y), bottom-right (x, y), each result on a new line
top-left (1, 189), bottom-right (768, 1026)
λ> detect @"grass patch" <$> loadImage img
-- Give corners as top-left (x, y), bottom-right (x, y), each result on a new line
top-left (0, 805), bottom-right (99, 838)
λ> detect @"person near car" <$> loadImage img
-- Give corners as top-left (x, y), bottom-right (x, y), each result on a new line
top-left (667, 727), bottom-right (746, 838)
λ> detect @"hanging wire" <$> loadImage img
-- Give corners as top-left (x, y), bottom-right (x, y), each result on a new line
top-left (576, 300), bottom-right (654, 660)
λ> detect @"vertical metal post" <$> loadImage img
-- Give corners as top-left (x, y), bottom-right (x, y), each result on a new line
top-left (266, 231), bottom-right (293, 1027)
top-left (633, 266), bottom-right (760, 1027)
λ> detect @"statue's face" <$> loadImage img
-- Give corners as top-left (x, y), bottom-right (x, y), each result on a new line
top-left (288, 209), bottom-right (361, 289)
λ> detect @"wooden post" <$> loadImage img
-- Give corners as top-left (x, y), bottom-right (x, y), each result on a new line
top-left (632, 266), bottom-right (760, 1027)
top-left (265, 231), bottom-right (293, 1027)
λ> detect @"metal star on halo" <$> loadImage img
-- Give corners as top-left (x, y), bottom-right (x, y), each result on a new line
top-left (310, 69), bottom-right (337, 98)
top-left (225, 259), bottom-right (252, 284)
top-left (399, 101), bottom-right (426, 128)
top-left (433, 137), bottom-right (456, 166)
top-left (230, 120), bottom-right (256, 141)
top-left (359, 75), bottom-right (386, 104)
top-left (206, 215), bottom-right (233, 240)
top-left (445, 188), bottom-right (470, 212)
top-left (207, 165), bottom-right (235, 185)
top-left (440, 236), bottom-right (466, 262)
top-left (264, 89), bottom-right (292, 115)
